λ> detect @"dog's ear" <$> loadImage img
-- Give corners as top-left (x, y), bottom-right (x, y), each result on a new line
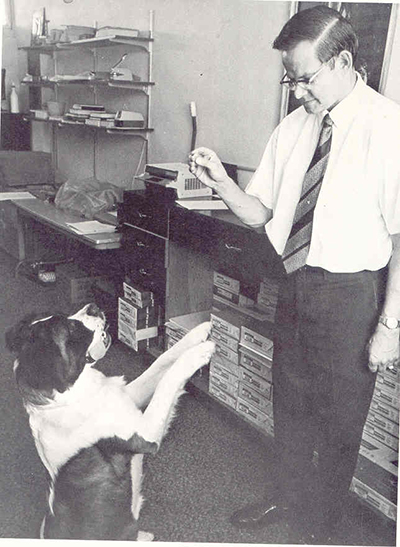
top-left (5, 315), bottom-right (39, 353)
top-left (127, 433), bottom-right (159, 455)
top-left (98, 434), bottom-right (158, 459)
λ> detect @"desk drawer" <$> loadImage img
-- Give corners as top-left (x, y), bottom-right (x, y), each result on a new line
top-left (216, 224), bottom-right (266, 277)
top-left (122, 227), bottom-right (166, 266)
top-left (170, 206), bottom-right (284, 280)
top-left (126, 264), bottom-right (166, 297)
top-left (120, 194), bottom-right (169, 238)
top-left (122, 227), bottom-right (166, 297)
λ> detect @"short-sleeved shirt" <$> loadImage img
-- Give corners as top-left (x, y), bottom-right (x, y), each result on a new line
top-left (246, 75), bottom-right (400, 273)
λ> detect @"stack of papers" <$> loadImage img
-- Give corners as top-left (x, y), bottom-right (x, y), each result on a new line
top-left (66, 221), bottom-right (116, 234)
top-left (176, 199), bottom-right (228, 210)
top-left (1, 192), bottom-right (35, 201)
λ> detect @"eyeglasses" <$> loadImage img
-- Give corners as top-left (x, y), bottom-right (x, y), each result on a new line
top-left (280, 62), bottom-right (330, 91)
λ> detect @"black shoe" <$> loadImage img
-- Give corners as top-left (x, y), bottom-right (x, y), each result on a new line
top-left (229, 499), bottom-right (289, 530)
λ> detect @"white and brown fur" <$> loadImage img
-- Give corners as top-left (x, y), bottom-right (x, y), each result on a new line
top-left (6, 303), bottom-right (214, 540)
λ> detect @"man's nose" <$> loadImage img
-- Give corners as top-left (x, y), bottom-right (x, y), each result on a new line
top-left (293, 84), bottom-right (308, 100)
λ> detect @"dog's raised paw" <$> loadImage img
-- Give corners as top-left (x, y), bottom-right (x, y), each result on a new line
top-left (137, 530), bottom-right (154, 541)
top-left (178, 321), bottom-right (211, 349)
top-left (177, 340), bottom-right (215, 378)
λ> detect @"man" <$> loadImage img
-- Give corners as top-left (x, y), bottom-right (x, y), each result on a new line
top-left (189, 5), bottom-right (400, 543)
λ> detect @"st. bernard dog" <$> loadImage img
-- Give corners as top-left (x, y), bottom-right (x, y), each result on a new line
top-left (6, 303), bottom-right (214, 540)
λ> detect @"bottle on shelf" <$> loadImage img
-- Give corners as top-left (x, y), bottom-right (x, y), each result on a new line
top-left (10, 83), bottom-right (19, 113)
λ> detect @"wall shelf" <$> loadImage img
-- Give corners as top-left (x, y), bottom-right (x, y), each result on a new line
top-left (19, 35), bottom-right (154, 54)
top-left (19, 11), bottom-right (155, 180)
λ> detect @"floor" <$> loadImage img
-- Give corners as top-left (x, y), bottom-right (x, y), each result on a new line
top-left (0, 248), bottom-right (397, 544)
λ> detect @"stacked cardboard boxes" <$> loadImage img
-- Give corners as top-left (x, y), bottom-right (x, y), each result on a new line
top-left (164, 310), bottom-right (211, 380)
top-left (213, 271), bottom-right (256, 309)
top-left (351, 367), bottom-right (399, 521)
top-left (56, 262), bottom-right (110, 308)
top-left (212, 271), bottom-right (280, 324)
top-left (255, 276), bottom-right (279, 323)
top-left (210, 307), bottom-right (274, 437)
top-left (118, 282), bottom-right (159, 352)
top-left (165, 310), bottom-right (211, 348)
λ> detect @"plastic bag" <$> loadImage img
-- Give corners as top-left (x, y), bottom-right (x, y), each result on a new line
top-left (55, 177), bottom-right (124, 219)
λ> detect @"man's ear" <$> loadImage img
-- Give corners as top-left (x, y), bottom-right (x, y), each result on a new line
top-left (337, 50), bottom-right (353, 70)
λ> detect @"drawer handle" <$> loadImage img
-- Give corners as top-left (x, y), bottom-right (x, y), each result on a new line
top-left (139, 268), bottom-right (150, 276)
top-left (225, 243), bottom-right (242, 252)
top-left (136, 241), bottom-right (146, 247)
top-left (137, 211), bottom-right (150, 219)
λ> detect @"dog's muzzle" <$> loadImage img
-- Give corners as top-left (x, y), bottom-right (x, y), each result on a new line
top-left (86, 326), bottom-right (112, 363)
top-left (70, 304), bottom-right (112, 363)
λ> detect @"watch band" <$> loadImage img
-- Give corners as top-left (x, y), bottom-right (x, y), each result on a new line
top-left (378, 315), bottom-right (400, 329)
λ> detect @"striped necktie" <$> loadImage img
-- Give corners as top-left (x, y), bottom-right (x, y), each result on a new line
top-left (282, 113), bottom-right (333, 274)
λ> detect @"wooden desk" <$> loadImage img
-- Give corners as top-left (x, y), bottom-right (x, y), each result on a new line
top-left (14, 198), bottom-right (121, 252)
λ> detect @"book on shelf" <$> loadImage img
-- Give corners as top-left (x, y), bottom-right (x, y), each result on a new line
top-left (72, 104), bottom-right (105, 112)
top-left (89, 111), bottom-right (117, 119)
top-left (95, 26), bottom-right (139, 38)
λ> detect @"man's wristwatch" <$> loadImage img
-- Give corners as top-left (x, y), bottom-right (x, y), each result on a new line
top-left (378, 315), bottom-right (400, 330)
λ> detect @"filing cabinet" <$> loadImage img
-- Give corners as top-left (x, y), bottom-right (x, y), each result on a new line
top-left (122, 227), bottom-right (167, 303)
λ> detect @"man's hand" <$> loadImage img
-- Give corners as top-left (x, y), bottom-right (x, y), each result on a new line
top-left (188, 147), bottom-right (229, 190)
top-left (367, 324), bottom-right (400, 373)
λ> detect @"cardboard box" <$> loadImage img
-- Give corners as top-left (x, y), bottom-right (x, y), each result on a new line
top-left (118, 297), bottom-right (157, 328)
top-left (241, 321), bottom-right (274, 357)
top-left (236, 397), bottom-right (274, 437)
top-left (56, 263), bottom-right (109, 304)
top-left (354, 453), bottom-right (397, 505)
top-left (213, 271), bottom-right (240, 294)
top-left (359, 432), bottom-right (398, 476)
top-left (209, 383), bottom-right (237, 410)
top-left (214, 342), bottom-right (239, 365)
top-left (210, 309), bottom-right (242, 341)
top-left (209, 373), bottom-right (239, 398)
top-left (363, 421), bottom-right (399, 452)
top-left (211, 328), bottom-right (239, 352)
top-left (118, 320), bottom-right (158, 352)
top-left (238, 382), bottom-right (273, 416)
top-left (370, 396), bottom-right (399, 425)
top-left (366, 408), bottom-right (399, 439)
top-left (213, 295), bottom-right (273, 322)
top-left (376, 372), bottom-right (400, 398)
top-left (239, 345), bottom-right (272, 383)
top-left (373, 385), bottom-right (400, 410)
top-left (213, 285), bottom-right (255, 308)
top-left (167, 310), bottom-right (211, 340)
top-left (123, 281), bottom-right (154, 308)
top-left (383, 366), bottom-right (400, 384)
top-left (210, 361), bottom-right (240, 388)
top-left (211, 353), bottom-right (240, 377)
top-left (118, 296), bottom-right (159, 352)
top-left (239, 366), bottom-right (273, 399)
top-left (350, 477), bottom-right (397, 522)
top-left (259, 277), bottom-right (280, 299)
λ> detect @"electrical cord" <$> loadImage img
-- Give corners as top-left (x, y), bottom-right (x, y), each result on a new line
top-left (190, 101), bottom-right (197, 152)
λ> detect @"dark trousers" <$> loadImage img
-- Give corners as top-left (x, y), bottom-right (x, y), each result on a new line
top-left (272, 266), bottom-right (379, 525)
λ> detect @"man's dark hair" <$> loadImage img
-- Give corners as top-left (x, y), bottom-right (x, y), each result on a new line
top-left (273, 5), bottom-right (358, 66)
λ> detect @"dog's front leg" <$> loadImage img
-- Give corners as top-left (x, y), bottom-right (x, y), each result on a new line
top-left (138, 340), bottom-right (215, 445)
top-left (125, 321), bottom-right (211, 409)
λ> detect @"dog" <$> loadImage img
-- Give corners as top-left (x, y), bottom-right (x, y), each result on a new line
top-left (6, 302), bottom-right (214, 540)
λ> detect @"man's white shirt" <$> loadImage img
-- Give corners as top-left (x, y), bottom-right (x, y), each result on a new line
top-left (246, 75), bottom-right (400, 272)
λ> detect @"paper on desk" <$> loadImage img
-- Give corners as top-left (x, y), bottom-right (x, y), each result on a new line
top-left (66, 221), bottom-right (116, 234)
top-left (2, 191), bottom-right (36, 201)
top-left (176, 199), bottom-right (228, 210)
